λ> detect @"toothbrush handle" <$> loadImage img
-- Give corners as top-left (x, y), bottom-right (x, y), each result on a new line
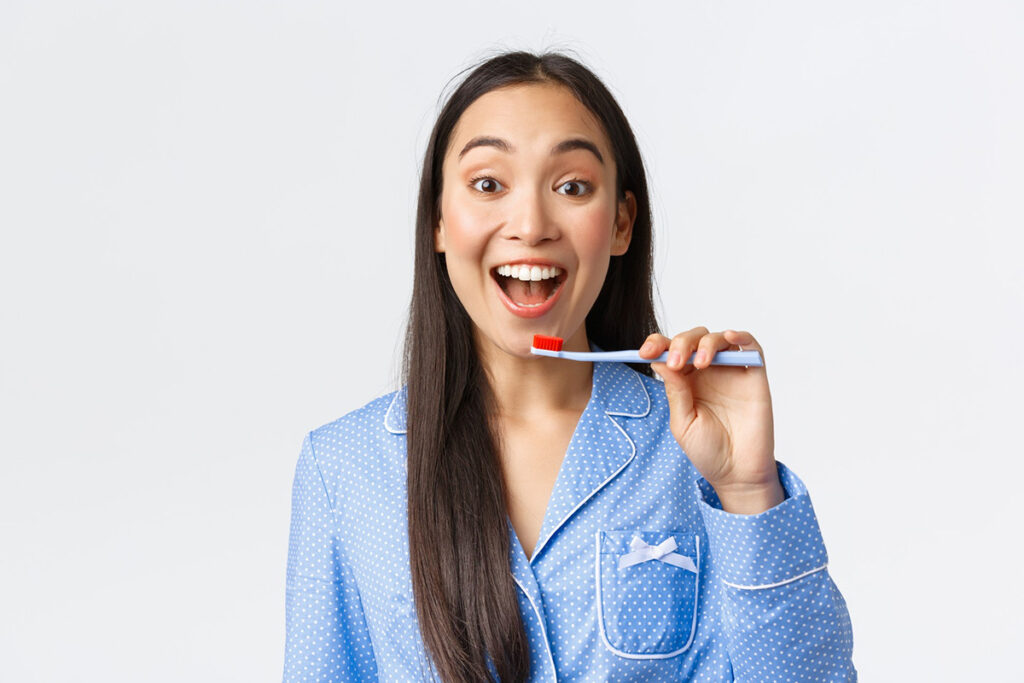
top-left (611, 350), bottom-right (763, 366)
top-left (545, 349), bottom-right (764, 367)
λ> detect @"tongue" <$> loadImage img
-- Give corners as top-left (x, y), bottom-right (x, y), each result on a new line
top-left (505, 278), bottom-right (553, 305)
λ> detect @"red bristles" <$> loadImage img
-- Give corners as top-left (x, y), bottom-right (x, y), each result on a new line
top-left (532, 334), bottom-right (564, 351)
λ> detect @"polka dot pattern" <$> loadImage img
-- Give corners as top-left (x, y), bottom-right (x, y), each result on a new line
top-left (596, 530), bottom-right (700, 656)
top-left (697, 465), bottom-right (828, 588)
top-left (283, 360), bottom-right (857, 681)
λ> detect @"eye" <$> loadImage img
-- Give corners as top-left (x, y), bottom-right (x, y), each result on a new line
top-left (556, 179), bottom-right (592, 197)
top-left (468, 175), bottom-right (505, 194)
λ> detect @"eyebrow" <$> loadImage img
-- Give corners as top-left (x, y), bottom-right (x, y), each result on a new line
top-left (457, 136), bottom-right (605, 165)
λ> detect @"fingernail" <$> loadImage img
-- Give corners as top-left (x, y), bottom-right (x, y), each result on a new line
top-left (696, 350), bottom-right (707, 364)
top-left (639, 341), bottom-right (652, 354)
top-left (668, 351), bottom-right (681, 367)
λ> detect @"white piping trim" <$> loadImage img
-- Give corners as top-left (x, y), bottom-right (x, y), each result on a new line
top-left (604, 368), bottom-right (651, 418)
top-left (594, 531), bottom-right (700, 659)
top-left (722, 562), bottom-right (829, 590)
top-left (384, 389), bottom-right (406, 434)
top-left (511, 574), bottom-right (559, 682)
top-left (529, 413), bottom-right (637, 565)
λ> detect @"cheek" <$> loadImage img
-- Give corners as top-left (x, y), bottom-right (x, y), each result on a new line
top-left (439, 217), bottom-right (489, 305)
top-left (573, 209), bottom-right (616, 258)
top-left (440, 194), bottom-right (490, 252)
top-left (442, 217), bottom-right (488, 262)
top-left (568, 209), bottom-right (616, 295)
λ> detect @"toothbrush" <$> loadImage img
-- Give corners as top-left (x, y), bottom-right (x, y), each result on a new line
top-left (529, 335), bottom-right (764, 367)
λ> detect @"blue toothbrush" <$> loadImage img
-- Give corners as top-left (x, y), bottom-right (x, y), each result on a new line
top-left (529, 334), bottom-right (763, 367)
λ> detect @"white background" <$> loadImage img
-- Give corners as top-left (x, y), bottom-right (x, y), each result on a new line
top-left (1, 1), bottom-right (1021, 680)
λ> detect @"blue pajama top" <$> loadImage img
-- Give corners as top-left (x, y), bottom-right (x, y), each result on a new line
top-left (283, 360), bottom-right (857, 681)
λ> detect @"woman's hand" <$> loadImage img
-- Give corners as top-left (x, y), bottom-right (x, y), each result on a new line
top-left (640, 327), bottom-right (785, 514)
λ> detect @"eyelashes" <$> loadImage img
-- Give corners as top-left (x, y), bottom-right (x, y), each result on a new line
top-left (557, 179), bottom-right (593, 197)
top-left (468, 175), bottom-right (504, 194)
top-left (467, 175), bottom-right (593, 197)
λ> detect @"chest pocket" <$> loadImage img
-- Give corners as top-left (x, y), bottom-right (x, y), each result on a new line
top-left (595, 529), bottom-right (701, 658)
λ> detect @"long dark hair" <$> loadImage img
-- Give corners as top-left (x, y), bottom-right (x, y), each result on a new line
top-left (402, 49), bottom-right (660, 682)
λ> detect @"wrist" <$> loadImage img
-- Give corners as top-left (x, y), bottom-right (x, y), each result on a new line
top-left (712, 475), bottom-right (786, 515)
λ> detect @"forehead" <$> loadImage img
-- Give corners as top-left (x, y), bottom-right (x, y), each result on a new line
top-left (447, 83), bottom-right (610, 160)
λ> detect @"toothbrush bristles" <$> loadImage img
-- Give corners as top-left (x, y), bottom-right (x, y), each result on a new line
top-left (532, 334), bottom-right (564, 352)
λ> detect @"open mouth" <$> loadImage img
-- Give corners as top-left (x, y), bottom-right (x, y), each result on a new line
top-left (490, 264), bottom-right (567, 308)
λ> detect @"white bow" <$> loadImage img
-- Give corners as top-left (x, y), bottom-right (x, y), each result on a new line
top-left (617, 534), bottom-right (698, 573)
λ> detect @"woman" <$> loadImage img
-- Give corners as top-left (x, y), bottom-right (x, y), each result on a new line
top-left (284, 50), bottom-right (856, 682)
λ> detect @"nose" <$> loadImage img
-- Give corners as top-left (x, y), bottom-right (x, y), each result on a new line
top-left (502, 186), bottom-right (560, 246)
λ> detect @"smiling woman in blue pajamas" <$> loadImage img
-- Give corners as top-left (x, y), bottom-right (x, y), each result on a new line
top-left (284, 50), bottom-right (857, 682)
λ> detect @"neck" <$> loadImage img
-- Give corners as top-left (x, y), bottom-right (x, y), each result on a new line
top-left (475, 326), bottom-right (594, 420)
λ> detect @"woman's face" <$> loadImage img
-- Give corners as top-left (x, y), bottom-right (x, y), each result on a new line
top-left (436, 82), bottom-right (636, 359)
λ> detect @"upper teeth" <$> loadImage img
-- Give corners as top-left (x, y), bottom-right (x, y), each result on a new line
top-left (496, 264), bottom-right (563, 281)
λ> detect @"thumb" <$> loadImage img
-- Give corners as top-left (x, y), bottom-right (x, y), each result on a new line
top-left (652, 362), bottom-right (697, 428)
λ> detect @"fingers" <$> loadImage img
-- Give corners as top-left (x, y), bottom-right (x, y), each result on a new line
top-left (687, 328), bottom-right (766, 370)
top-left (722, 329), bottom-right (760, 351)
top-left (643, 330), bottom-right (699, 427)
top-left (669, 327), bottom-right (708, 375)
top-left (722, 329), bottom-right (766, 369)
top-left (638, 332), bottom-right (667, 357)
top-left (639, 328), bottom-right (765, 370)
top-left (638, 327), bottom-right (705, 375)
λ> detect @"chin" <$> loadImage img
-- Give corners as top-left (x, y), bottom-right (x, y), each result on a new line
top-left (475, 323), bottom-right (545, 360)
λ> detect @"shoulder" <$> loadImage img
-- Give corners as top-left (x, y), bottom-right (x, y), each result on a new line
top-left (296, 388), bottom-right (408, 544)
top-left (308, 388), bottom-right (403, 446)
top-left (302, 387), bottom-right (408, 494)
